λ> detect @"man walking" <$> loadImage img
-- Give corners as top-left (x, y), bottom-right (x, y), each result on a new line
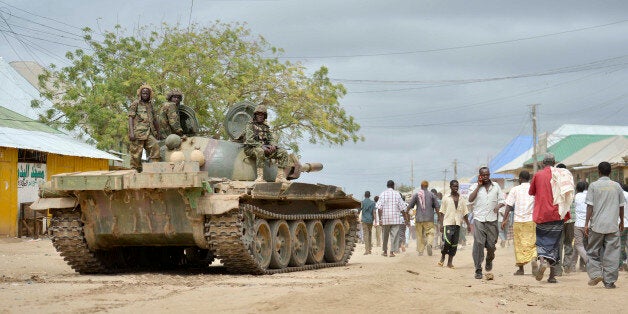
top-left (502, 170), bottom-right (538, 275)
top-left (469, 167), bottom-right (504, 279)
top-left (376, 180), bottom-right (410, 257)
top-left (407, 181), bottom-right (440, 256)
top-left (585, 162), bottom-right (625, 289)
top-left (359, 191), bottom-right (376, 255)
top-left (529, 153), bottom-right (572, 283)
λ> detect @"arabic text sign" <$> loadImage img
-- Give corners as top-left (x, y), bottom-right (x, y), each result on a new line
top-left (17, 163), bottom-right (46, 203)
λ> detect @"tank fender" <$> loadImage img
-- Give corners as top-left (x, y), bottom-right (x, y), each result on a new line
top-left (30, 197), bottom-right (77, 210)
top-left (198, 194), bottom-right (241, 215)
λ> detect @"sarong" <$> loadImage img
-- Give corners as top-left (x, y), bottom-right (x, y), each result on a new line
top-left (536, 220), bottom-right (564, 265)
top-left (441, 225), bottom-right (460, 256)
top-left (514, 221), bottom-right (536, 265)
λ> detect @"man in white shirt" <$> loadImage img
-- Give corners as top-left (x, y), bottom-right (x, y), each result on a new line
top-left (502, 170), bottom-right (537, 276)
top-left (468, 167), bottom-right (505, 279)
top-left (375, 180), bottom-right (410, 257)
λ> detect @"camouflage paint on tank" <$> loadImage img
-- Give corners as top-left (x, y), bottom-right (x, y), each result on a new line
top-left (78, 189), bottom-right (205, 249)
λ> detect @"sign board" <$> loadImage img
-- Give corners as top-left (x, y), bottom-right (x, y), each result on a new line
top-left (17, 163), bottom-right (46, 204)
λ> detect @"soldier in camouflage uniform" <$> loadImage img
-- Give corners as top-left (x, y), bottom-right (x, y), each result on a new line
top-left (128, 84), bottom-right (161, 172)
top-left (158, 89), bottom-right (184, 139)
top-left (244, 105), bottom-right (289, 183)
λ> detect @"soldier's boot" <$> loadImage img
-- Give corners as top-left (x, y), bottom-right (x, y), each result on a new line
top-left (275, 167), bottom-right (288, 183)
top-left (255, 167), bottom-right (265, 182)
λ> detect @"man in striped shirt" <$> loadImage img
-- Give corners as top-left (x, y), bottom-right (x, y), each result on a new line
top-left (376, 180), bottom-right (410, 257)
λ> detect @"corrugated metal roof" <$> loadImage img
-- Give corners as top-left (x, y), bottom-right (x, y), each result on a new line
top-left (581, 136), bottom-right (628, 166)
top-left (523, 134), bottom-right (613, 165)
top-left (0, 126), bottom-right (121, 160)
top-left (1, 58), bottom-right (120, 161)
top-left (489, 135), bottom-right (533, 172)
top-left (0, 57), bottom-right (49, 120)
top-left (496, 124), bottom-right (628, 173)
top-left (0, 106), bottom-right (61, 133)
top-left (553, 124), bottom-right (628, 137)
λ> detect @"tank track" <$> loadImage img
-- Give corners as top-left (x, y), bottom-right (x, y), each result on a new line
top-left (50, 209), bottom-right (111, 274)
top-left (206, 203), bottom-right (357, 274)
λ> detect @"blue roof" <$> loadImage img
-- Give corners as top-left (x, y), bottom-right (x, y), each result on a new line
top-left (489, 135), bottom-right (533, 172)
top-left (470, 173), bottom-right (514, 183)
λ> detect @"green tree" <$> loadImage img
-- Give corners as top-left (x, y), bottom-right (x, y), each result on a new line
top-left (35, 22), bottom-right (362, 152)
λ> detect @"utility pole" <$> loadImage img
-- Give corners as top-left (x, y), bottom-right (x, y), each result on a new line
top-left (453, 159), bottom-right (458, 180)
top-left (531, 104), bottom-right (538, 173)
top-left (442, 168), bottom-right (448, 194)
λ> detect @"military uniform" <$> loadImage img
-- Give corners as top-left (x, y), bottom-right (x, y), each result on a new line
top-left (158, 90), bottom-right (184, 139)
top-left (244, 105), bottom-right (289, 182)
top-left (128, 84), bottom-right (161, 171)
top-left (158, 101), bottom-right (183, 138)
top-left (244, 121), bottom-right (288, 169)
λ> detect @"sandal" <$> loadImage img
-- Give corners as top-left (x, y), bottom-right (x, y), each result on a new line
top-left (437, 261), bottom-right (444, 267)
top-left (447, 265), bottom-right (455, 269)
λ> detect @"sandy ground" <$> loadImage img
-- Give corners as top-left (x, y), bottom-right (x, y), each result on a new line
top-left (0, 236), bottom-right (626, 314)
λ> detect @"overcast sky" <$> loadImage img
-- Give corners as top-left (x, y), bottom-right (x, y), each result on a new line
top-left (1, 0), bottom-right (627, 197)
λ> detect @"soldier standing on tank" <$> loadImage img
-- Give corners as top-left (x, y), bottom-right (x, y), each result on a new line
top-left (128, 84), bottom-right (161, 172)
top-left (158, 89), bottom-right (184, 139)
top-left (244, 104), bottom-right (289, 183)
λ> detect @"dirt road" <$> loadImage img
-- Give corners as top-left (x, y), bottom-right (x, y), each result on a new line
top-left (0, 237), bottom-right (625, 313)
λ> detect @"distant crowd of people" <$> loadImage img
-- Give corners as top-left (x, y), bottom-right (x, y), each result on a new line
top-left (358, 153), bottom-right (627, 289)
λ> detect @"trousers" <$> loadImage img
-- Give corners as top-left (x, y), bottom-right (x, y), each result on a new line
top-left (587, 230), bottom-right (620, 284)
top-left (472, 220), bottom-right (498, 272)
top-left (382, 224), bottom-right (401, 254)
top-left (362, 223), bottom-right (373, 253)
top-left (415, 221), bottom-right (435, 253)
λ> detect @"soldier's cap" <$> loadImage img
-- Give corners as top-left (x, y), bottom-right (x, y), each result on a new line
top-left (136, 83), bottom-right (153, 98)
top-left (166, 89), bottom-right (183, 101)
top-left (254, 104), bottom-right (268, 115)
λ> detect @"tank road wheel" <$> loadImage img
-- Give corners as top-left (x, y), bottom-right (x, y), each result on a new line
top-left (324, 219), bottom-right (346, 262)
top-left (288, 220), bottom-right (309, 267)
top-left (306, 220), bottom-right (325, 264)
top-left (269, 220), bottom-right (292, 269)
top-left (251, 219), bottom-right (272, 269)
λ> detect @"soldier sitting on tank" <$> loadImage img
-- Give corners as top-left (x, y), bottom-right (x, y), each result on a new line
top-left (158, 89), bottom-right (185, 139)
top-left (244, 105), bottom-right (289, 183)
top-left (128, 84), bottom-right (161, 172)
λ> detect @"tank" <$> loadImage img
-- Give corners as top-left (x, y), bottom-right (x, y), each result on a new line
top-left (32, 102), bottom-right (359, 275)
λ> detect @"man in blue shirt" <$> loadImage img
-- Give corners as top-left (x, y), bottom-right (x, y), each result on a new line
top-left (359, 191), bottom-right (376, 255)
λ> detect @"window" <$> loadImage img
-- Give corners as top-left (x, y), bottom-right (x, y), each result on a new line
top-left (18, 149), bottom-right (47, 163)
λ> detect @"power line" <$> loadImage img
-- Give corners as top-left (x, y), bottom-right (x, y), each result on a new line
top-left (0, 27), bottom-right (85, 49)
top-left (2, 20), bottom-right (84, 41)
top-left (335, 54), bottom-right (628, 85)
top-left (0, 13), bottom-right (46, 74)
top-left (364, 112), bottom-right (525, 129)
top-left (279, 18), bottom-right (628, 59)
top-left (0, 0), bottom-right (84, 31)
top-left (356, 67), bottom-right (622, 121)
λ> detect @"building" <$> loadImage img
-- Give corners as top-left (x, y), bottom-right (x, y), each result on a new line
top-left (0, 106), bottom-right (121, 236)
top-left (493, 124), bottom-right (628, 185)
top-left (0, 57), bottom-right (120, 236)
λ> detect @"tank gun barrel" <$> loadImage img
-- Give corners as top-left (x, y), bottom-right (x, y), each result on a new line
top-left (301, 162), bottom-right (323, 173)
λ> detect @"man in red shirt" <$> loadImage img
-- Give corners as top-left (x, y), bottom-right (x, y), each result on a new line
top-left (529, 153), bottom-right (565, 283)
